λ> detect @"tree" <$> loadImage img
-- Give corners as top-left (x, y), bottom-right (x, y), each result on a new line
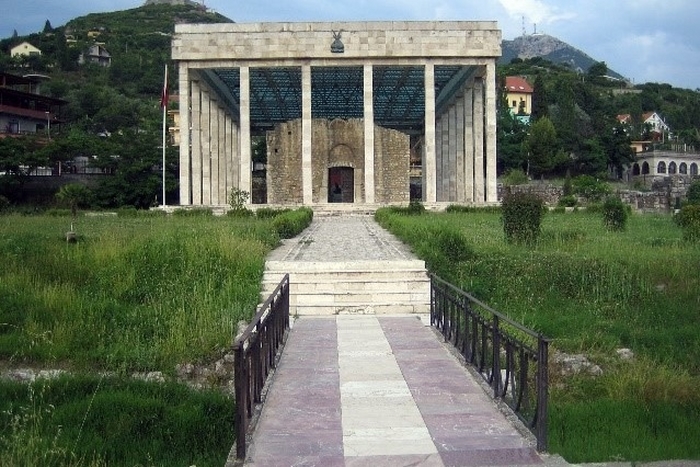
top-left (531, 74), bottom-right (549, 121)
top-left (0, 136), bottom-right (49, 201)
top-left (550, 75), bottom-right (581, 155)
top-left (601, 122), bottom-right (635, 178)
top-left (572, 137), bottom-right (607, 176)
top-left (523, 116), bottom-right (565, 177)
top-left (586, 61), bottom-right (608, 86)
top-left (56, 183), bottom-right (93, 231)
top-left (91, 129), bottom-right (178, 208)
top-left (497, 73), bottom-right (528, 173)
top-left (43, 20), bottom-right (53, 34)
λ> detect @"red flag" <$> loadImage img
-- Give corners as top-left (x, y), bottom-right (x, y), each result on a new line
top-left (160, 65), bottom-right (168, 109)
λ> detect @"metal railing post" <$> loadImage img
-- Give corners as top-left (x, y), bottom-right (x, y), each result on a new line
top-left (234, 341), bottom-right (247, 459)
top-left (492, 314), bottom-right (501, 398)
top-left (536, 335), bottom-right (549, 452)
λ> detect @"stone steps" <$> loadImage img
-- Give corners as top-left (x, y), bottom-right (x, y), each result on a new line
top-left (261, 260), bottom-right (430, 316)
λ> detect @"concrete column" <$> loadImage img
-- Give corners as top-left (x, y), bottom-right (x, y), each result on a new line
top-left (485, 62), bottom-right (498, 203)
top-left (448, 103), bottom-right (458, 201)
top-left (364, 64), bottom-right (375, 204)
top-left (225, 113), bottom-right (234, 202)
top-left (201, 90), bottom-right (211, 205)
top-left (473, 77), bottom-right (485, 203)
top-left (190, 81), bottom-right (202, 205)
top-left (455, 94), bottom-right (465, 204)
top-left (218, 106), bottom-right (228, 204)
top-left (210, 101), bottom-right (220, 205)
top-left (239, 66), bottom-right (252, 201)
top-left (302, 65), bottom-right (313, 204)
top-left (435, 117), bottom-right (443, 200)
top-left (232, 120), bottom-right (240, 192)
top-left (178, 64), bottom-right (191, 205)
top-left (463, 85), bottom-right (474, 203)
top-left (424, 63), bottom-right (437, 203)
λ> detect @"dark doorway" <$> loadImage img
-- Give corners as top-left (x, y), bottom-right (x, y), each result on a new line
top-left (328, 167), bottom-right (354, 203)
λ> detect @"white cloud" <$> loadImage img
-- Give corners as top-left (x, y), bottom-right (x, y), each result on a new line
top-left (498, 0), bottom-right (576, 27)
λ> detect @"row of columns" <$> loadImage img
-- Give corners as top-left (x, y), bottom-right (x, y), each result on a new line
top-left (179, 62), bottom-right (497, 206)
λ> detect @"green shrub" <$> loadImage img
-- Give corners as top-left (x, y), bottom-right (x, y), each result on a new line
top-left (226, 207), bottom-right (254, 218)
top-left (686, 180), bottom-right (700, 205)
top-left (675, 204), bottom-right (700, 241)
top-left (271, 207), bottom-right (313, 239)
top-left (602, 196), bottom-right (628, 231)
top-left (116, 206), bottom-right (139, 217)
top-left (501, 191), bottom-right (546, 244)
top-left (558, 194), bottom-right (578, 207)
top-left (44, 208), bottom-right (73, 217)
top-left (172, 207), bottom-right (213, 217)
top-left (432, 226), bottom-right (474, 263)
top-left (420, 225), bottom-right (475, 280)
top-left (562, 171), bottom-right (573, 196)
top-left (445, 204), bottom-right (501, 214)
top-left (255, 207), bottom-right (291, 219)
top-left (0, 195), bottom-right (10, 212)
top-left (571, 175), bottom-right (611, 202)
top-left (501, 168), bottom-right (529, 186)
top-left (407, 200), bottom-right (426, 215)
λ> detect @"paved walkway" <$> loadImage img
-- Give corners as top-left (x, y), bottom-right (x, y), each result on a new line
top-left (243, 214), bottom-right (553, 466)
top-left (266, 215), bottom-right (414, 262)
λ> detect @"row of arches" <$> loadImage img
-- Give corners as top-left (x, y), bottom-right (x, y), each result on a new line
top-left (632, 161), bottom-right (699, 176)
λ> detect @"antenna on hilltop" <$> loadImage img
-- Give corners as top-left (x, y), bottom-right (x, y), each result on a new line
top-left (521, 16), bottom-right (526, 36)
top-left (533, 23), bottom-right (538, 35)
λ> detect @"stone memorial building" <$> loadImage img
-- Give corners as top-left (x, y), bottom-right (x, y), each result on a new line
top-left (172, 21), bottom-right (501, 207)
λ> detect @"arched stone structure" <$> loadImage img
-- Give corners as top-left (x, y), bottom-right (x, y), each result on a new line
top-left (172, 21), bottom-right (501, 207)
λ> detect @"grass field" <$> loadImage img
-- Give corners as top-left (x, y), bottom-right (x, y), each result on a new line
top-left (0, 211), bottom-right (284, 466)
top-left (3, 207), bottom-right (699, 464)
top-left (376, 207), bottom-right (700, 463)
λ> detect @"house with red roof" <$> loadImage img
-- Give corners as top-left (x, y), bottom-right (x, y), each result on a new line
top-left (504, 76), bottom-right (533, 119)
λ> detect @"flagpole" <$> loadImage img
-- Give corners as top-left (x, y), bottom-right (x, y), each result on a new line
top-left (161, 63), bottom-right (167, 207)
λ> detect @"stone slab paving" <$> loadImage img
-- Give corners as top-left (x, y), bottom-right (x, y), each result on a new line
top-left (266, 215), bottom-right (414, 262)
top-left (244, 215), bottom-right (553, 466)
top-left (244, 315), bottom-right (547, 466)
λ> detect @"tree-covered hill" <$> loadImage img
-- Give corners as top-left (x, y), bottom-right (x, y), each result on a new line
top-left (498, 57), bottom-right (700, 178)
top-left (0, 3), bottom-right (232, 208)
top-left (0, 3), bottom-right (232, 99)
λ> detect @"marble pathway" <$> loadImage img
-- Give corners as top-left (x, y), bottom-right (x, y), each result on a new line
top-left (244, 315), bottom-right (546, 467)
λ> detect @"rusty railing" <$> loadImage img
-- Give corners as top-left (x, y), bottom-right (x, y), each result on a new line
top-left (233, 274), bottom-right (290, 460)
top-left (430, 273), bottom-right (550, 451)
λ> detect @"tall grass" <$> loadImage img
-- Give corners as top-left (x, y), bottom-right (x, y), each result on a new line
top-left (0, 376), bottom-right (234, 466)
top-left (0, 210), bottom-right (309, 465)
top-left (0, 213), bottom-right (279, 371)
top-left (376, 207), bottom-right (700, 462)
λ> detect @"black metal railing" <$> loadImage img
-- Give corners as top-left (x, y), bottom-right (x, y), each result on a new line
top-left (233, 274), bottom-right (290, 460)
top-left (430, 273), bottom-right (550, 451)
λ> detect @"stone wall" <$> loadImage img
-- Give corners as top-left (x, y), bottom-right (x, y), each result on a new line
top-left (266, 119), bottom-right (303, 204)
top-left (375, 127), bottom-right (411, 203)
top-left (497, 175), bottom-right (699, 213)
top-left (266, 118), bottom-right (409, 204)
top-left (173, 22), bottom-right (501, 62)
top-left (498, 184), bottom-right (563, 205)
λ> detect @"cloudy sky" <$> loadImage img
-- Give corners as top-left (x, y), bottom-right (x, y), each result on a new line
top-left (3, 0), bottom-right (699, 90)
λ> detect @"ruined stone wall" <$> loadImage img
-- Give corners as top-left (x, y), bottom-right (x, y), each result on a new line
top-left (266, 118), bottom-right (409, 204)
top-left (311, 119), bottom-right (365, 203)
top-left (375, 128), bottom-right (410, 203)
top-left (266, 120), bottom-right (303, 204)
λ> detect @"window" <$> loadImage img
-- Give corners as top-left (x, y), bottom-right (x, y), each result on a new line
top-left (657, 161), bottom-right (666, 174)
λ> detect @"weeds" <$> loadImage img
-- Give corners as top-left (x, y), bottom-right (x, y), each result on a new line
top-left (376, 207), bottom-right (700, 462)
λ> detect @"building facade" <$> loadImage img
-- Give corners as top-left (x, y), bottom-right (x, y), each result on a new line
top-left (172, 21), bottom-right (502, 207)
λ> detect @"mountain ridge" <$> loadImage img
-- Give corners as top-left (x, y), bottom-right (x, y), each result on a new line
top-left (501, 33), bottom-right (626, 81)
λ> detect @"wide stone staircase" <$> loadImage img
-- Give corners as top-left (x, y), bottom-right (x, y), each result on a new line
top-left (261, 259), bottom-right (430, 315)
